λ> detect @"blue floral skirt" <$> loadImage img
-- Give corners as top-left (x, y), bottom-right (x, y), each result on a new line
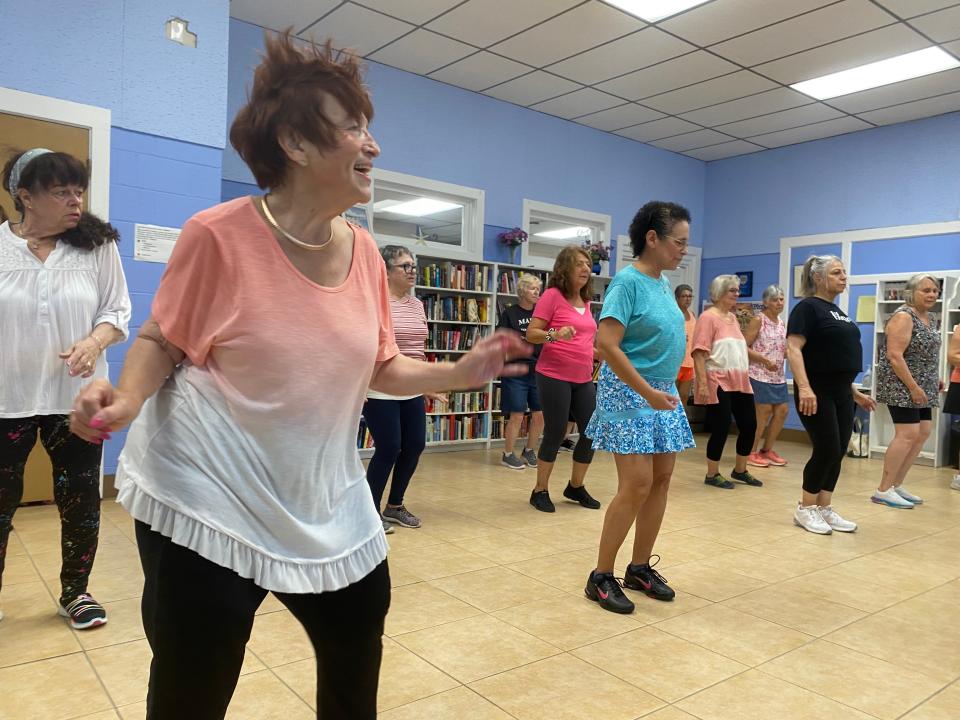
top-left (586, 364), bottom-right (696, 456)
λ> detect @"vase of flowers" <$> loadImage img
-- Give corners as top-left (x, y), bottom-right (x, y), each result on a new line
top-left (498, 227), bottom-right (528, 265)
top-left (582, 240), bottom-right (611, 274)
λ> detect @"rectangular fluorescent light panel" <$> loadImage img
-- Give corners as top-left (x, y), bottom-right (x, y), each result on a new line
top-left (604, 0), bottom-right (711, 22)
top-left (534, 226), bottom-right (591, 239)
top-left (791, 47), bottom-right (960, 100)
top-left (374, 198), bottom-right (462, 217)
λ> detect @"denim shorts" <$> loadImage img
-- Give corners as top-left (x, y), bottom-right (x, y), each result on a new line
top-left (500, 370), bottom-right (541, 414)
top-left (749, 377), bottom-right (788, 405)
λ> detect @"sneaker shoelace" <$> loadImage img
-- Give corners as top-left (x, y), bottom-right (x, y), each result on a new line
top-left (641, 555), bottom-right (669, 585)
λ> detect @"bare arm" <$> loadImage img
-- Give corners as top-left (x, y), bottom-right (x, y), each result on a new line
top-left (692, 349), bottom-right (709, 403)
top-left (596, 318), bottom-right (676, 409)
top-left (786, 334), bottom-right (817, 415)
top-left (60, 322), bottom-right (129, 378)
top-left (884, 312), bottom-right (925, 403)
top-left (743, 316), bottom-right (772, 368)
top-left (526, 317), bottom-right (551, 344)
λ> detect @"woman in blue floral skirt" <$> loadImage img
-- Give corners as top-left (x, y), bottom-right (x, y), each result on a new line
top-left (584, 201), bottom-right (695, 614)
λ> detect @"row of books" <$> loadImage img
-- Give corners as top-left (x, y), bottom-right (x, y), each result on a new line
top-left (426, 413), bottom-right (489, 443)
top-left (418, 262), bottom-right (492, 291)
top-left (426, 325), bottom-right (486, 351)
top-left (497, 269), bottom-right (547, 294)
top-left (420, 294), bottom-right (490, 323)
top-left (426, 391), bottom-right (489, 413)
top-left (357, 417), bottom-right (375, 449)
top-left (490, 413), bottom-right (530, 439)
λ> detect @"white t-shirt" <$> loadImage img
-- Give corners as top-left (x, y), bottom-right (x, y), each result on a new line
top-left (115, 198), bottom-right (399, 594)
top-left (0, 221), bottom-right (131, 417)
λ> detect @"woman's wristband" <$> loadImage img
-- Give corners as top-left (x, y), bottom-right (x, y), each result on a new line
top-left (90, 334), bottom-right (105, 352)
top-left (545, 328), bottom-right (557, 343)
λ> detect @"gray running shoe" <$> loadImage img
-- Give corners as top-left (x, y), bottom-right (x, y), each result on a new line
top-left (382, 505), bottom-right (422, 528)
top-left (502, 452), bottom-right (526, 470)
top-left (382, 521), bottom-right (395, 535)
top-left (521, 448), bottom-right (538, 468)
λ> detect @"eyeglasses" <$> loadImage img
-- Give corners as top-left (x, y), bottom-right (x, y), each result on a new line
top-left (49, 188), bottom-right (84, 202)
top-left (339, 123), bottom-right (376, 143)
top-left (661, 234), bottom-right (688, 250)
top-left (392, 262), bottom-right (417, 274)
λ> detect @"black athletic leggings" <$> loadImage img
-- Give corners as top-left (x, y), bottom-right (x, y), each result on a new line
top-left (536, 372), bottom-right (595, 464)
top-left (794, 375), bottom-right (854, 495)
top-left (705, 387), bottom-right (757, 462)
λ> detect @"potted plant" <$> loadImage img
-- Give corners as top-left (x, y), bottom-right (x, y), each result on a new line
top-left (498, 227), bottom-right (528, 265)
top-left (582, 240), bottom-right (611, 274)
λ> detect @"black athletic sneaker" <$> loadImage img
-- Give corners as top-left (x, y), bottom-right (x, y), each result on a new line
top-left (585, 571), bottom-right (635, 614)
top-left (530, 489), bottom-right (556, 513)
top-left (559, 438), bottom-right (575, 452)
top-left (704, 473), bottom-right (735, 489)
top-left (563, 483), bottom-right (601, 509)
top-left (624, 556), bottom-right (675, 601)
top-left (730, 469), bottom-right (763, 487)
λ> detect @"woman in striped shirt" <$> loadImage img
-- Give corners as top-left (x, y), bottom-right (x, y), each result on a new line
top-left (692, 275), bottom-right (760, 489)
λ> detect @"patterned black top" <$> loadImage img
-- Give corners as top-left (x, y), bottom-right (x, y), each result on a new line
top-left (875, 306), bottom-right (941, 408)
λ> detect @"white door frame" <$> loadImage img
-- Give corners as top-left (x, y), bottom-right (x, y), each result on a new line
top-left (0, 87), bottom-right (111, 219)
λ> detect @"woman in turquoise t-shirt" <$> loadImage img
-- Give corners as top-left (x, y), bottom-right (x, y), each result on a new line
top-left (584, 201), bottom-right (695, 615)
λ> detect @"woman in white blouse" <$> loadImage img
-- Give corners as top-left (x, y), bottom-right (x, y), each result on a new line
top-left (0, 149), bottom-right (131, 629)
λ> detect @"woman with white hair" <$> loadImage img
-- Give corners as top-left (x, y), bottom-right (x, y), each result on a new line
top-left (786, 255), bottom-right (875, 535)
top-left (744, 285), bottom-right (789, 467)
top-left (692, 275), bottom-right (761, 489)
top-left (872, 274), bottom-right (942, 508)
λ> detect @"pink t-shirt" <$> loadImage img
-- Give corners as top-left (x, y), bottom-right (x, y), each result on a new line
top-left (692, 309), bottom-right (752, 404)
top-left (533, 287), bottom-right (597, 383)
top-left (115, 197), bottom-right (399, 594)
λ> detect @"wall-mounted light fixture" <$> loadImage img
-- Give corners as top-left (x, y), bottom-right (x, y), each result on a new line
top-left (165, 17), bottom-right (197, 48)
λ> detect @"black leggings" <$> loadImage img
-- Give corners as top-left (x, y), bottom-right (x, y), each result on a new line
top-left (136, 521), bottom-right (391, 719)
top-left (794, 377), bottom-right (854, 495)
top-left (536, 372), bottom-right (595, 464)
top-left (0, 415), bottom-right (102, 604)
top-left (705, 388), bottom-right (757, 462)
top-left (362, 396), bottom-right (426, 510)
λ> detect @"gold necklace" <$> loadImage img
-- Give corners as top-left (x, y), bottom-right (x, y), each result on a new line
top-left (13, 223), bottom-right (52, 252)
top-left (260, 196), bottom-right (334, 251)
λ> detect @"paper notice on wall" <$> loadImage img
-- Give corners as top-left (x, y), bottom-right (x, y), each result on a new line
top-left (134, 223), bottom-right (180, 263)
top-left (856, 295), bottom-right (876, 323)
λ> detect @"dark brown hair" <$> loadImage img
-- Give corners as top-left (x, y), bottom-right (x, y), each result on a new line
top-left (2, 149), bottom-right (118, 250)
top-left (230, 30), bottom-right (374, 189)
top-left (548, 246), bottom-right (592, 303)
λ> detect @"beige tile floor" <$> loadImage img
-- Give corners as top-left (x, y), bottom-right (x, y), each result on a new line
top-left (3, 438), bottom-right (960, 719)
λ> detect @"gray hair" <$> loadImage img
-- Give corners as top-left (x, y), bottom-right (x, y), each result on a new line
top-left (674, 283), bottom-right (693, 299)
top-left (709, 274), bottom-right (740, 303)
top-left (516, 272), bottom-right (542, 295)
top-left (902, 273), bottom-right (939, 306)
top-left (379, 244), bottom-right (413, 268)
top-left (761, 284), bottom-right (784, 305)
top-left (800, 255), bottom-right (842, 297)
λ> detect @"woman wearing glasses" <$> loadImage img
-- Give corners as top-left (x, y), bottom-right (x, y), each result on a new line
top-left (363, 245), bottom-right (430, 531)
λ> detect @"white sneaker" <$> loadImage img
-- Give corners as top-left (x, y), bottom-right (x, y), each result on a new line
top-left (872, 487), bottom-right (915, 509)
top-left (951, 475), bottom-right (960, 491)
top-left (382, 521), bottom-right (395, 535)
top-left (819, 505), bottom-right (857, 532)
top-left (894, 486), bottom-right (923, 505)
top-left (794, 503), bottom-right (832, 535)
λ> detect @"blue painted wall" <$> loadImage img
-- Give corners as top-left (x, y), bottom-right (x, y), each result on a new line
top-left (223, 20), bottom-right (707, 255)
top-left (0, 0), bottom-right (229, 148)
top-left (700, 252), bottom-right (780, 304)
top-left (703, 112), bottom-right (960, 259)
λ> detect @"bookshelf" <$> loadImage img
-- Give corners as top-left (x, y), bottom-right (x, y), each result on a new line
top-left (358, 258), bottom-right (614, 457)
top-left (868, 274), bottom-right (960, 467)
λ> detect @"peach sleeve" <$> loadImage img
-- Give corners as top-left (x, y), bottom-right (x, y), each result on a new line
top-left (151, 217), bottom-right (237, 367)
top-left (691, 313), bottom-right (716, 354)
top-left (365, 229), bottom-right (399, 363)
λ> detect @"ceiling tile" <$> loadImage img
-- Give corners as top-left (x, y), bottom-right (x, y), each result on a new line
top-left (642, 70), bottom-right (776, 114)
top-left (681, 87), bottom-right (810, 125)
top-left (230, 0), bottom-right (340, 33)
top-left (369, 30), bottom-right (475, 74)
top-left (651, 129), bottom-right (734, 152)
top-left (684, 140), bottom-right (765, 161)
top-left (529, 88), bottom-right (624, 118)
top-left (710, 0), bottom-right (894, 67)
top-left (659, 0), bottom-right (836, 48)
top-left (574, 103), bottom-right (665, 131)
top-left (426, 0), bottom-right (582, 47)
top-left (428, 51), bottom-right (531, 91)
top-left (828, 66), bottom-right (960, 112)
top-left (482, 71), bottom-right (581, 105)
top-left (546, 28), bottom-right (694, 85)
top-left (856, 89), bottom-right (960, 124)
top-left (615, 117), bottom-right (701, 142)
top-left (716, 103), bottom-right (845, 137)
top-left (299, 4), bottom-right (414, 56)
top-left (946, 39), bottom-right (960, 55)
top-left (908, 5), bottom-right (960, 42)
top-left (874, 0), bottom-right (960, 19)
top-left (748, 116), bottom-right (872, 148)
top-left (490, 1), bottom-right (645, 67)
top-left (596, 51), bottom-right (738, 100)
top-left (755, 24), bottom-right (931, 85)
top-left (353, 0), bottom-right (463, 25)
